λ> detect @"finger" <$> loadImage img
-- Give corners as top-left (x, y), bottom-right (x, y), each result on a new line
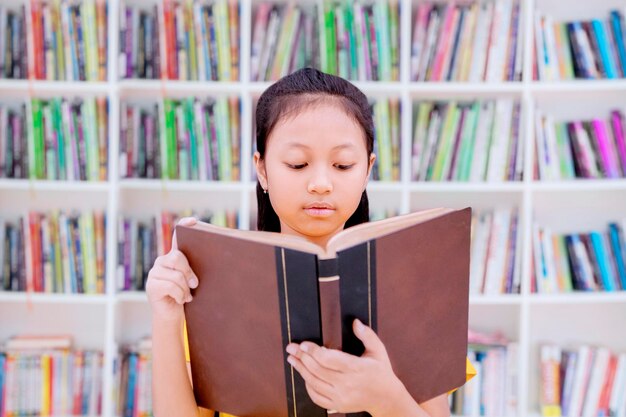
top-left (150, 267), bottom-right (192, 302)
top-left (156, 279), bottom-right (187, 304)
top-left (287, 355), bottom-right (334, 396)
top-left (297, 342), bottom-right (360, 373)
top-left (171, 216), bottom-right (198, 251)
top-left (304, 381), bottom-right (334, 411)
top-left (155, 250), bottom-right (198, 288)
top-left (289, 346), bottom-right (341, 384)
top-left (353, 319), bottom-right (388, 359)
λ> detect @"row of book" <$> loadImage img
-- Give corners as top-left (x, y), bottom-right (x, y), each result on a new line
top-left (532, 221), bottom-right (626, 294)
top-left (30, 0), bottom-right (107, 81)
top-left (0, 98), bottom-right (109, 181)
top-left (534, 10), bottom-right (626, 81)
top-left (120, 97), bottom-right (239, 181)
top-left (0, 105), bottom-right (25, 179)
top-left (0, 211), bottom-right (106, 294)
top-left (0, 6), bottom-right (27, 79)
top-left (252, 1), bottom-right (399, 82)
top-left (371, 98), bottom-right (401, 181)
top-left (117, 210), bottom-right (238, 292)
top-left (412, 99), bottom-right (523, 182)
top-left (540, 344), bottom-right (626, 417)
top-left (0, 335), bottom-right (103, 417)
top-left (115, 337), bottom-right (152, 417)
top-left (412, 0), bottom-right (523, 82)
top-left (120, 0), bottom-right (238, 81)
top-left (450, 329), bottom-right (518, 417)
top-left (535, 109), bottom-right (626, 181)
top-left (470, 207), bottom-right (521, 295)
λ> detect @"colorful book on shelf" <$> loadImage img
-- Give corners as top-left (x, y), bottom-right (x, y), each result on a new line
top-left (544, 345), bottom-right (626, 417)
top-left (177, 207), bottom-right (471, 416)
top-left (535, 9), bottom-right (626, 80)
top-left (412, 99), bottom-right (521, 182)
top-left (250, 1), bottom-right (399, 82)
top-left (411, 0), bottom-right (522, 82)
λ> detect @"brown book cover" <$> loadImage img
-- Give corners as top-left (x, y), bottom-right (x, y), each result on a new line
top-left (177, 207), bottom-right (472, 417)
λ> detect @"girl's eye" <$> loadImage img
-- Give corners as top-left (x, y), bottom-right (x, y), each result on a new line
top-left (336, 164), bottom-right (354, 170)
top-left (287, 163), bottom-right (307, 170)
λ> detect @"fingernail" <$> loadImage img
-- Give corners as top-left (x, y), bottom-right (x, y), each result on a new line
top-left (286, 345), bottom-right (297, 355)
top-left (287, 356), bottom-right (295, 366)
top-left (186, 295), bottom-right (193, 303)
top-left (300, 343), bottom-right (308, 352)
top-left (356, 319), bottom-right (365, 333)
top-left (189, 276), bottom-right (199, 288)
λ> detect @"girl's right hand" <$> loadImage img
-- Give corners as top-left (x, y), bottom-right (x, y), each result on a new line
top-left (146, 217), bottom-right (199, 323)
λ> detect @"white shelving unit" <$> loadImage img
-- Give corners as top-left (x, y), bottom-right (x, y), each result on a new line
top-left (1, 0), bottom-right (626, 416)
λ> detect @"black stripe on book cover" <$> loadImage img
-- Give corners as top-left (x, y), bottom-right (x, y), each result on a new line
top-left (338, 240), bottom-right (377, 417)
top-left (275, 247), bottom-right (327, 417)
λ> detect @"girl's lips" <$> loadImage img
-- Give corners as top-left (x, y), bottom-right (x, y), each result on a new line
top-left (304, 208), bottom-right (335, 217)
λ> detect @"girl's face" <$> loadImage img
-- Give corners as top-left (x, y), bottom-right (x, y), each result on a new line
top-left (254, 103), bottom-right (376, 247)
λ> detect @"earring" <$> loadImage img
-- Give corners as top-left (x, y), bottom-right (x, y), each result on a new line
top-left (263, 188), bottom-right (267, 194)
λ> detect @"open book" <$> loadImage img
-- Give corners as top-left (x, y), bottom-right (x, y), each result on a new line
top-left (177, 207), bottom-right (472, 417)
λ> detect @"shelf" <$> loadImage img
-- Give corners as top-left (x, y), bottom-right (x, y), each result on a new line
top-left (530, 79), bottom-right (626, 95)
top-left (528, 291), bottom-right (626, 304)
top-left (408, 181), bottom-right (525, 193)
top-left (117, 80), bottom-right (245, 96)
top-left (469, 294), bottom-right (522, 305)
top-left (0, 80), bottom-right (110, 95)
top-left (119, 179), bottom-right (246, 192)
top-left (0, 179), bottom-right (110, 192)
top-left (531, 179), bottom-right (626, 192)
top-left (115, 291), bottom-right (148, 304)
top-left (0, 292), bottom-right (108, 304)
top-left (249, 80), bottom-right (405, 95)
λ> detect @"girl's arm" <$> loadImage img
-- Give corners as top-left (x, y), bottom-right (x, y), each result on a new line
top-left (146, 217), bottom-right (202, 417)
top-left (152, 315), bottom-right (200, 417)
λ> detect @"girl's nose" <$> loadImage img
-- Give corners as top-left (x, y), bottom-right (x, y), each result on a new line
top-left (307, 169), bottom-right (333, 194)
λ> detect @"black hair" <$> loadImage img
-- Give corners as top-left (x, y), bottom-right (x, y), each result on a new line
top-left (255, 67), bottom-right (374, 232)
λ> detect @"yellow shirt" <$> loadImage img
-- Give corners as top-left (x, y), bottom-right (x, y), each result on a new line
top-left (183, 323), bottom-right (477, 416)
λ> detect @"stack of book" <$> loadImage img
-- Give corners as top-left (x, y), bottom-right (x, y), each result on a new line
top-left (115, 337), bottom-right (152, 417)
top-left (540, 344), bottom-right (626, 417)
top-left (532, 221), bottom-right (626, 294)
top-left (117, 209), bottom-right (238, 292)
top-left (412, 99), bottom-right (523, 182)
top-left (411, 0), bottom-right (523, 82)
top-left (120, 0), bottom-right (239, 81)
top-left (449, 328), bottom-right (518, 417)
top-left (120, 97), bottom-right (240, 181)
top-left (0, 335), bottom-right (103, 417)
top-left (0, 210), bottom-right (106, 294)
top-left (0, 5), bottom-right (27, 79)
top-left (29, 0), bottom-right (107, 81)
top-left (0, 104), bottom-right (26, 179)
top-left (534, 109), bottom-right (626, 180)
top-left (470, 207), bottom-right (521, 295)
top-left (534, 9), bottom-right (626, 80)
top-left (251, 1), bottom-right (400, 82)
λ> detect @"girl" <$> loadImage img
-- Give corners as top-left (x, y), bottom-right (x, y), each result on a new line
top-left (146, 68), bottom-right (475, 417)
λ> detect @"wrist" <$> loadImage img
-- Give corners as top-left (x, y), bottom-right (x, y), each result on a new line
top-left (369, 376), bottom-right (412, 417)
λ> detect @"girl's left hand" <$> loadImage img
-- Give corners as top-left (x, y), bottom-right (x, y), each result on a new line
top-left (285, 318), bottom-right (406, 416)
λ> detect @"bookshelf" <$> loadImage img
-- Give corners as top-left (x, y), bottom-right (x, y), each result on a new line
top-left (1, 0), bottom-right (626, 416)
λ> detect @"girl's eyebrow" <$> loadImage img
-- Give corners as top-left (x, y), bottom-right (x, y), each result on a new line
top-left (285, 142), bottom-right (356, 150)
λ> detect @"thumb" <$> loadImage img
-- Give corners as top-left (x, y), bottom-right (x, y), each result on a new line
top-left (353, 318), bottom-right (388, 360)
top-left (171, 216), bottom-right (198, 252)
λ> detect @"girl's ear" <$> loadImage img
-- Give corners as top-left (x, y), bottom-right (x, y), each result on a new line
top-left (253, 151), bottom-right (268, 190)
top-left (365, 153), bottom-right (376, 190)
